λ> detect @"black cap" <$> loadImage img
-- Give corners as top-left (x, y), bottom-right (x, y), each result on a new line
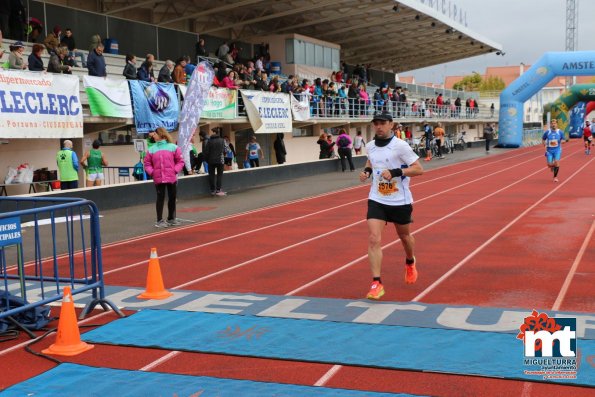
top-left (371, 111), bottom-right (393, 122)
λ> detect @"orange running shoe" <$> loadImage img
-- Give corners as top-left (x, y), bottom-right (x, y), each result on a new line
top-left (405, 259), bottom-right (418, 284)
top-left (366, 281), bottom-right (385, 300)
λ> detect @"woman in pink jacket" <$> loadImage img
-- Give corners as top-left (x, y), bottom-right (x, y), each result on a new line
top-left (144, 127), bottom-right (185, 228)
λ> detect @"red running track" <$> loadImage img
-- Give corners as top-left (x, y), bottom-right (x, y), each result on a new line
top-left (1, 142), bottom-right (594, 396)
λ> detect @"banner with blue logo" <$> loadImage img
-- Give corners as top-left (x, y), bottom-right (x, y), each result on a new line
top-left (129, 81), bottom-right (179, 133)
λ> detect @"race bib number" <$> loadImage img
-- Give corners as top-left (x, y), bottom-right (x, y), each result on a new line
top-left (377, 181), bottom-right (397, 196)
top-left (548, 140), bottom-right (559, 148)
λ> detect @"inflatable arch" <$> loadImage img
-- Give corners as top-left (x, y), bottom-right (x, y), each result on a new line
top-left (498, 51), bottom-right (595, 147)
top-left (586, 100), bottom-right (595, 117)
top-left (547, 85), bottom-right (595, 138)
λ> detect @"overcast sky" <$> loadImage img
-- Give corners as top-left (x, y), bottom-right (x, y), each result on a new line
top-left (406, 0), bottom-right (595, 84)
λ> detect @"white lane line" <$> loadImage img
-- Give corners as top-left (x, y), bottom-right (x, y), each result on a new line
top-left (412, 156), bottom-right (594, 302)
top-left (551, 218), bottom-right (595, 311)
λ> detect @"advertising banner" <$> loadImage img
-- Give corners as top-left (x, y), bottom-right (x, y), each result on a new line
top-left (83, 76), bottom-right (133, 118)
top-left (129, 80), bottom-right (179, 133)
top-left (0, 71), bottom-right (83, 138)
top-left (290, 94), bottom-right (310, 121)
top-left (178, 62), bottom-right (214, 171)
top-left (240, 90), bottom-right (292, 134)
top-left (203, 87), bottom-right (237, 119)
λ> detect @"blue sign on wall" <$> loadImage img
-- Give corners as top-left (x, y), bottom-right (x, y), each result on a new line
top-left (0, 216), bottom-right (22, 247)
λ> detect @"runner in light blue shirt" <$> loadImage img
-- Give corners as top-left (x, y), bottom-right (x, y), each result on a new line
top-left (541, 119), bottom-right (564, 182)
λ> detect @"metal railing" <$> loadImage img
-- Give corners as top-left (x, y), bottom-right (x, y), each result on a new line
top-left (523, 128), bottom-right (544, 146)
top-left (0, 197), bottom-right (122, 333)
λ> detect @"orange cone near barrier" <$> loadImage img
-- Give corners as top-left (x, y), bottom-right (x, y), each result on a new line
top-left (42, 286), bottom-right (94, 356)
top-left (137, 247), bottom-right (173, 300)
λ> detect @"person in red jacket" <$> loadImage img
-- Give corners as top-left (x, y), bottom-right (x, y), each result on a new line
top-left (583, 120), bottom-right (593, 155)
top-left (144, 127), bottom-right (185, 228)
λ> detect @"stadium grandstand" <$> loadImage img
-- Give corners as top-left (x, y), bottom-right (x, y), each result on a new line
top-left (0, 0), bottom-right (504, 195)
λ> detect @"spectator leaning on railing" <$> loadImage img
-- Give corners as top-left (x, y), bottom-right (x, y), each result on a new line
top-left (27, 43), bottom-right (44, 71)
top-left (8, 41), bottom-right (27, 69)
top-left (47, 46), bottom-right (71, 74)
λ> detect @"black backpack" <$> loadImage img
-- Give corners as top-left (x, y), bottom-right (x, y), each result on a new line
top-left (338, 135), bottom-right (350, 148)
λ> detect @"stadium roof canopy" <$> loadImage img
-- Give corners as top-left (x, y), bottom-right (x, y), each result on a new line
top-left (101, 0), bottom-right (503, 73)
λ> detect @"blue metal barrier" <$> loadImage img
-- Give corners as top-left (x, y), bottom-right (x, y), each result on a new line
top-left (0, 197), bottom-right (123, 333)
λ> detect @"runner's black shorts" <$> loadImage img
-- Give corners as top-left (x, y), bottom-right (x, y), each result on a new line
top-left (367, 200), bottom-right (413, 225)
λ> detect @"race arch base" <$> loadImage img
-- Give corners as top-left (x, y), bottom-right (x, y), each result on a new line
top-left (498, 51), bottom-right (595, 148)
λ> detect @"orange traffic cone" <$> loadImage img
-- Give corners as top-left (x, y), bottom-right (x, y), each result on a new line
top-left (137, 247), bottom-right (173, 300)
top-left (42, 286), bottom-right (94, 356)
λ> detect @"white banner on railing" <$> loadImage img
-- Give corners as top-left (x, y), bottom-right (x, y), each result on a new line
top-left (83, 76), bottom-right (133, 118)
top-left (290, 94), bottom-right (311, 121)
top-left (240, 90), bottom-right (292, 134)
top-left (0, 71), bottom-right (83, 138)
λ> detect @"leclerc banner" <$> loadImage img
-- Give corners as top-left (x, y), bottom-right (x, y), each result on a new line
top-left (240, 90), bottom-right (292, 134)
top-left (0, 70), bottom-right (83, 138)
top-left (129, 80), bottom-right (179, 133)
top-left (83, 76), bottom-right (133, 118)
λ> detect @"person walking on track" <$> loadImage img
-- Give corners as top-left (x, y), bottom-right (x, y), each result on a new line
top-left (542, 119), bottom-right (564, 182)
top-left (359, 111), bottom-right (424, 300)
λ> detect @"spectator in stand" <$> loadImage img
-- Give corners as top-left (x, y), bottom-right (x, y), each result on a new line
top-left (89, 33), bottom-right (101, 52)
top-left (60, 28), bottom-right (86, 68)
top-left (221, 70), bottom-right (239, 89)
top-left (0, 3), bottom-right (9, 39)
top-left (195, 37), bottom-right (207, 63)
top-left (122, 54), bottom-right (137, 79)
top-left (217, 41), bottom-right (229, 60)
top-left (172, 57), bottom-right (187, 84)
top-left (269, 76), bottom-right (281, 92)
top-left (255, 55), bottom-right (264, 72)
top-left (254, 72), bottom-right (268, 91)
top-left (229, 42), bottom-right (240, 64)
top-left (204, 127), bottom-right (226, 196)
top-left (245, 135), bottom-right (264, 167)
top-left (137, 54), bottom-right (155, 82)
top-left (47, 46), bottom-right (71, 74)
top-left (87, 43), bottom-right (106, 77)
top-left (348, 82), bottom-right (360, 116)
top-left (336, 128), bottom-right (355, 172)
top-left (43, 25), bottom-right (61, 55)
top-left (158, 60), bottom-right (174, 83)
top-left (184, 56), bottom-right (195, 79)
top-left (27, 43), bottom-right (44, 71)
top-left (9, 0), bottom-right (26, 41)
top-left (274, 133), bottom-right (287, 165)
top-left (317, 132), bottom-right (335, 159)
top-left (27, 18), bottom-right (44, 43)
top-left (359, 84), bottom-right (370, 115)
top-left (56, 140), bottom-right (79, 190)
top-left (144, 127), bottom-right (185, 227)
top-left (8, 41), bottom-right (27, 69)
top-left (454, 97), bottom-right (462, 118)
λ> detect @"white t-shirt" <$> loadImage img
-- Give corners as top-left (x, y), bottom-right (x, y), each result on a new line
top-left (366, 136), bottom-right (419, 206)
top-left (353, 135), bottom-right (365, 149)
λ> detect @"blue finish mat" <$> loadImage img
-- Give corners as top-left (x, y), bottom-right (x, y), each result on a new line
top-left (82, 310), bottom-right (595, 387)
top-left (0, 363), bottom-right (416, 397)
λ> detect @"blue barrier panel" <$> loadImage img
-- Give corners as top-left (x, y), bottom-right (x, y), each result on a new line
top-left (0, 197), bottom-right (123, 334)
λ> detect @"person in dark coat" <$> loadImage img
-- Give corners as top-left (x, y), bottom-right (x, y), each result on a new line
top-left (203, 127), bottom-right (226, 196)
top-left (87, 44), bottom-right (106, 76)
top-left (274, 133), bottom-right (287, 164)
